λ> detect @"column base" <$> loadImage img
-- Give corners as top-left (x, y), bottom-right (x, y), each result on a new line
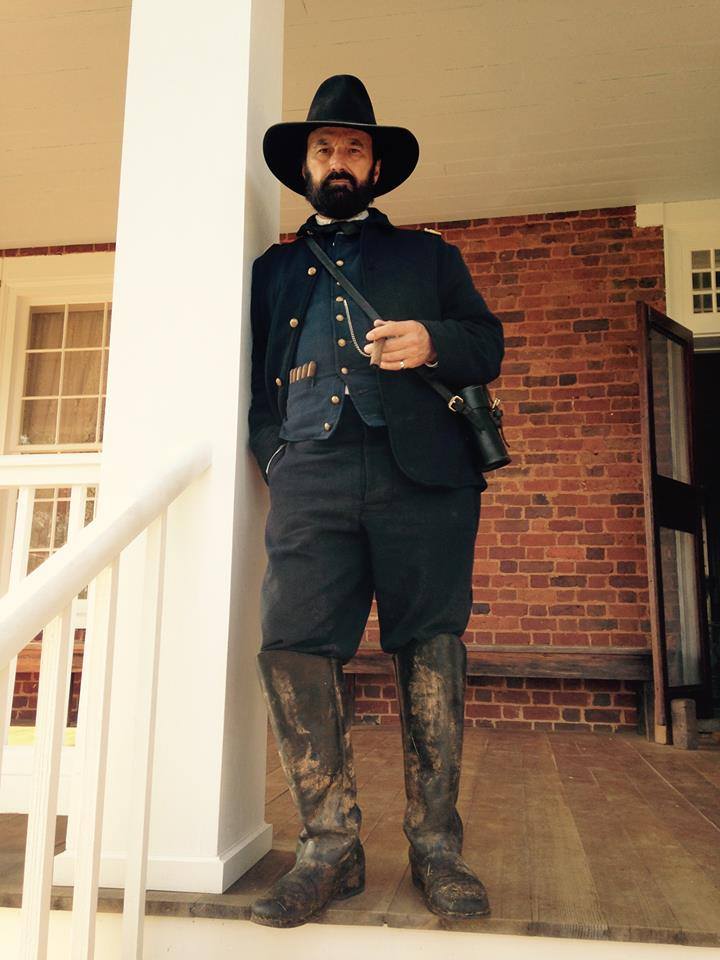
top-left (52, 821), bottom-right (273, 894)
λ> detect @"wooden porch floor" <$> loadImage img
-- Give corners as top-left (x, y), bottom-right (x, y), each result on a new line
top-left (1, 727), bottom-right (720, 947)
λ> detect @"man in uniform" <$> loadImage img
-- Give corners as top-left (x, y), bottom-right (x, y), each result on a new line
top-left (248, 75), bottom-right (504, 928)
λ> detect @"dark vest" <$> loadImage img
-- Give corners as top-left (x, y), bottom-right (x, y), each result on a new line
top-left (279, 228), bottom-right (385, 441)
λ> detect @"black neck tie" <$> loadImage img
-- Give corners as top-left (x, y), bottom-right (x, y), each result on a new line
top-left (302, 219), bottom-right (364, 238)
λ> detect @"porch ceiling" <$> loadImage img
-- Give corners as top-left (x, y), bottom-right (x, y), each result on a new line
top-left (2, 0), bottom-right (719, 247)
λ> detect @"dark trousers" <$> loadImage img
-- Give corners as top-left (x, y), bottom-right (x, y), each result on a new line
top-left (260, 399), bottom-right (481, 662)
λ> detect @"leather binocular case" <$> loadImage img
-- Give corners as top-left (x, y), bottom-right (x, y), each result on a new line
top-left (450, 384), bottom-right (511, 472)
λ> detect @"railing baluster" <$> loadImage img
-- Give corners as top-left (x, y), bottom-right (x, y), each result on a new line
top-left (0, 445), bottom-right (210, 959)
top-left (70, 560), bottom-right (119, 960)
top-left (1, 487), bottom-right (35, 762)
top-left (122, 511), bottom-right (168, 960)
top-left (19, 604), bottom-right (74, 960)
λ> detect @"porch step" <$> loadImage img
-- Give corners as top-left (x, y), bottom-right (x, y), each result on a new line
top-left (0, 910), bottom-right (712, 960)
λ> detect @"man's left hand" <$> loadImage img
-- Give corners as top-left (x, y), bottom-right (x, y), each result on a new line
top-left (364, 319), bottom-right (437, 370)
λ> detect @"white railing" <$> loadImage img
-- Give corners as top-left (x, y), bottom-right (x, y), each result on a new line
top-left (0, 453), bottom-right (102, 753)
top-left (0, 444), bottom-right (212, 959)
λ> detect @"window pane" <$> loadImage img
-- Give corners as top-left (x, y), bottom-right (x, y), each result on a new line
top-left (24, 352), bottom-right (60, 396)
top-left (650, 331), bottom-right (690, 483)
top-left (99, 397), bottom-right (106, 442)
top-left (58, 398), bottom-right (99, 443)
top-left (54, 499), bottom-right (69, 549)
top-left (28, 310), bottom-right (63, 349)
top-left (67, 307), bottom-right (104, 348)
top-left (21, 399), bottom-right (57, 444)
top-left (30, 500), bottom-right (53, 549)
top-left (61, 350), bottom-right (101, 395)
top-left (27, 552), bottom-right (48, 575)
top-left (691, 249), bottom-right (710, 269)
top-left (659, 527), bottom-right (702, 687)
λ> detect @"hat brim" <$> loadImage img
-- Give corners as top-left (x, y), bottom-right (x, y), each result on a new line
top-left (262, 121), bottom-right (419, 197)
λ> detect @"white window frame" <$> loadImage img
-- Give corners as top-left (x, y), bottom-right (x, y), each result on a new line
top-left (667, 231), bottom-right (720, 335)
top-left (5, 299), bottom-right (112, 453)
top-left (0, 252), bottom-right (114, 597)
top-left (637, 200), bottom-right (720, 346)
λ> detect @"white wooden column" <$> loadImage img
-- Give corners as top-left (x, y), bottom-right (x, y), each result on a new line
top-left (53, 0), bottom-right (284, 893)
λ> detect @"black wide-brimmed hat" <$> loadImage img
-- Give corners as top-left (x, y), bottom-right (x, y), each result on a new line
top-left (263, 75), bottom-right (419, 197)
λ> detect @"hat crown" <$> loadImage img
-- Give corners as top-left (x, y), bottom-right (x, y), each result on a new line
top-left (306, 74), bottom-right (377, 126)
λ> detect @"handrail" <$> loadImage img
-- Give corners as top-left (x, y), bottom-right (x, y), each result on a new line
top-left (0, 444), bottom-right (212, 669)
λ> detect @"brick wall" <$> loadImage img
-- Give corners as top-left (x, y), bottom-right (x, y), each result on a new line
top-left (12, 670), bottom-right (82, 727)
top-left (353, 674), bottom-right (639, 732)
top-left (11, 630), bottom-right (85, 728)
top-left (354, 204), bottom-right (665, 732)
top-left (9, 207), bottom-right (665, 734)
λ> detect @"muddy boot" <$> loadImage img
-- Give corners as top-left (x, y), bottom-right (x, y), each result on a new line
top-left (250, 650), bottom-right (364, 928)
top-left (393, 634), bottom-right (490, 919)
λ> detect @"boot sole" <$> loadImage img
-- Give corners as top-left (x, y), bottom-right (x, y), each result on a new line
top-left (250, 878), bottom-right (365, 928)
top-left (410, 863), bottom-right (491, 920)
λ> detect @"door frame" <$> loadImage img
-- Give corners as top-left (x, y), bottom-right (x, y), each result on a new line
top-left (638, 301), bottom-right (713, 742)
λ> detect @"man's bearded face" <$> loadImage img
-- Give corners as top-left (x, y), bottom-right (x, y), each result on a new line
top-left (303, 126), bottom-right (380, 219)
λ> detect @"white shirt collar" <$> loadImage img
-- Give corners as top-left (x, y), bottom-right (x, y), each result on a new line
top-left (314, 209), bottom-right (370, 226)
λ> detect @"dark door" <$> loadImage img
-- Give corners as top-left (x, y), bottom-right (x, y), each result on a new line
top-left (638, 303), bottom-right (713, 741)
top-left (694, 351), bottom-right (720, 714)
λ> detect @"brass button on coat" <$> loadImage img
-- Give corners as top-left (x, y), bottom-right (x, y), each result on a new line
top-left (336, 314), bottom-right (344, 322)
top-left (307, 266), bottom-right (317, 276)
top-left (336, 295), bottom-right (343, 302)
top-left (330, 395), bottom-right (341, 405)
top-left (340, 366), bottom-right (349, 375)
top-left (275, 377), bottom-right (282, 386)
top-left (323, 422), bottom-right (332, 431)
top-left (337, 338), bottom-right (346, 347)
top-left (335, 259), bottom-right (344, 267)
top-left (289, 318), bottom-right (299, 328)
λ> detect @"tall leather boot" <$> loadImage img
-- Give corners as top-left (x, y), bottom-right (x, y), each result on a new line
top-left (393, 633), bottom-right (490, 919)
top-left (250, 650), bottom-right (365, 928)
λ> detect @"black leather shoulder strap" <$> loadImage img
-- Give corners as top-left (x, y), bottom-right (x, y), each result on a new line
top-left (305, 236), bottom-right (381, 325)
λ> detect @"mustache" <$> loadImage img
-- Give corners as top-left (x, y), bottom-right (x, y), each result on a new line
top-left (323, 170), bottom-right (358, 188)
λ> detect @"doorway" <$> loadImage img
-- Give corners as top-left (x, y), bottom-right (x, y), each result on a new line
top-left (694, 350), bottom-right (720, 715)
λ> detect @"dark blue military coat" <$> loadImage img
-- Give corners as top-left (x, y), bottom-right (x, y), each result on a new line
top-left (248, 208), bottom-right (504, 490)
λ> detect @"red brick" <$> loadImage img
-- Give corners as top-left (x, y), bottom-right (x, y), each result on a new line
top-left (466, 703), bottom-right (502, 719)
top-left (523, 706), bottom-right (560, 721)
top-left (552, 691), bottom-right (591, 706)
top-left (354, 699), bottom-right (390, 715)
top-left (497, 690), bottom-right (531, 705)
